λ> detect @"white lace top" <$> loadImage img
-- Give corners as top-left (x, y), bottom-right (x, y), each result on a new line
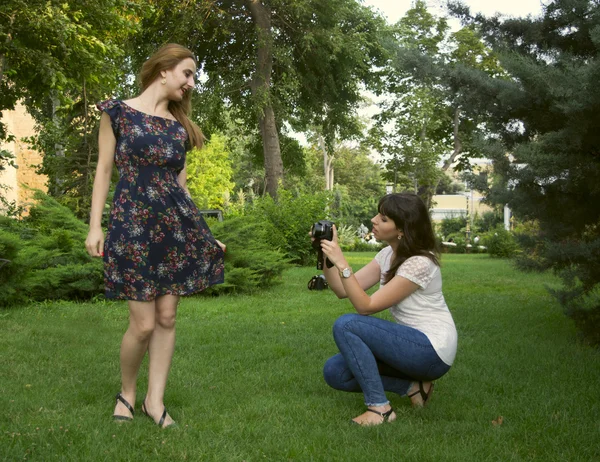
top-left (374, 246), bottom-right (457, 365)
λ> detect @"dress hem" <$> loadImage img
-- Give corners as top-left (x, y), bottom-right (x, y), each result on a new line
top-left (104, 279), bottom-right (224, 301)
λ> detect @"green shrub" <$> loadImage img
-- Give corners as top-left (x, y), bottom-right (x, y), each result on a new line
top-left (473, 211), bottom-right (503, 233)
top-left (440, 216), bottom-right (467, 238)
top-left (0, 227), bottom-right (23, 306)
top-left (444, 234), bottom-right (467, 254)
top-left (336, 224), bottom-right (357, 251)
top-left (349, 239), bottom-right (385, 252)
top-left (484, 225), bottom-right (520, 258)
top-left (0, 191), bottom-right (104, 307)
top-left (208, 216), bottom-right (290, 294)
top-left (244, 189), bottom-right (332, 265)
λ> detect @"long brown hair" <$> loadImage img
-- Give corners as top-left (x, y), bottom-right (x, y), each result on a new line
top-left (379, 193), bottom-right (440, 284)
top-left (139, 43), bottom-right (204, 149)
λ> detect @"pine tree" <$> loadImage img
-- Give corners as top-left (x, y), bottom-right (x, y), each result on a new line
top-left (449, 0), bottom-right (600, 342)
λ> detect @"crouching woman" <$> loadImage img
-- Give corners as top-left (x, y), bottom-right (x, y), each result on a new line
top-left (319, 193), bottom-right (457, 426)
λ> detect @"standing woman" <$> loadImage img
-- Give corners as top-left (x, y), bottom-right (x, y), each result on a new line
top-left (319, 193), bottom-right (457, 426)
top-left (85, 44), bottom-right (225, 428)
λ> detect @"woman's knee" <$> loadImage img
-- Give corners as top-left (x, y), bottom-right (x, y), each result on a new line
top-left (129, 318), bottom-right (155, 341)
top-left (155, 295), bottom-right (178, 329)
top-left (333, 313), bottom-right (361, 334)
top-left (156, 311), bottom-right (176, 329)
top-left (323, 354), bottom-right (352, 391)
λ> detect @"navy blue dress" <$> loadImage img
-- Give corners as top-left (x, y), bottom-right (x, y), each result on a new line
top-left (97, 99), bottom-right (224, 301)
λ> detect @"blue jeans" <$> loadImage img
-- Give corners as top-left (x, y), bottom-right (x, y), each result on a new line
top-left (323, 313), bottom-right (451, 406)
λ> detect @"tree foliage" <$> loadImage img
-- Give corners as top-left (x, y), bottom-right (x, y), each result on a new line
top-left (187, 133), bottom-right (235, 210)
top-left (371, 0), bottom-right (505, 206)
top-left (449, 0), bottom-right (600, 340)
top-left (128, 0), bottom-right (386, 197)
top-left (0, 0), bottom-right (144, 216)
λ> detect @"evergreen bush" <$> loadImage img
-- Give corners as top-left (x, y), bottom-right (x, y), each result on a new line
top-left (484, 225), bottom-right (520, 258)
top-left (247, 189), bottom-right (332, 266)
top-left (207, 216), bottom-right (290, 294)
top-left (0, 192), bottom-right (103, 307)
top-left (440, 216), bottom-right (467, 238)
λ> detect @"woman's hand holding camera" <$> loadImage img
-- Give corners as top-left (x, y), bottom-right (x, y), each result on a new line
top-left (319, 225), bottom-right (348, 271)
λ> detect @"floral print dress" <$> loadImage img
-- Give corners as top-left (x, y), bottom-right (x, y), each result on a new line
top-left (97, 99), bottom-right (224, 301)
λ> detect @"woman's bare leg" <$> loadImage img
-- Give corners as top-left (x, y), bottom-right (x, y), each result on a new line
top-left (144, 294), bottom-right (179, 427)
top-left (113, 300), bottom-right (156, 419)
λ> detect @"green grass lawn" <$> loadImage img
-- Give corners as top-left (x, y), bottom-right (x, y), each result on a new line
top-left (2, 254), bottom-right (599, 461)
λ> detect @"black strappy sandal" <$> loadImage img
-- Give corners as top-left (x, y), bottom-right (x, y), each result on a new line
top-left (113, 393), bottom-right (134, 422)
top-left (141, 397), bottom-right (178, 429)
top-left (353, 407), bottom-right (395, 426)
top-left (408, 381), bottom-right (435, 407)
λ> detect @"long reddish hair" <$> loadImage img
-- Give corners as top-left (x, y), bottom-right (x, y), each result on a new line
top-left (139, 43), bottom-right (204, 149)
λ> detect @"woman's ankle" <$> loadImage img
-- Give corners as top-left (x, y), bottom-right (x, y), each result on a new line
top-left (368, 403), bottom-right (391, 412)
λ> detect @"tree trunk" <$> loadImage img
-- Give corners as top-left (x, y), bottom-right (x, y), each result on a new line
top-left (428, 106), bottom-right (463, 208)
top-left (247, 0), bottom-right (283, 198)
top-left (442, 106), bottom-right (462, 172)
top-left (418, 120), bottom-right (434, 208)
top-left (52, 93), bottom-right (64, 195)
top-left (319, 133), bottom-right (334, 190)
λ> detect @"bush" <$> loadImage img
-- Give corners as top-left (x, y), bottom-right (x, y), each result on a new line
top-left (349, 239), bottom-right (385, 252)
top-left (484, 225), bottom-right (520, 258)
top-left (336, 224), bottom-right (357, 251)
top-left (473, 211), bottom-right (503, 233)
top-left (443, 234), bottom-right (467, 254)
top-left (207, 216), bottom-right (290, 294)
top-left (241, 189), bottom-right (332, 266)
top-left (0, 224), bottom-right (23, 305)
top-left (0, 192), bottom-right (103, 307)
top-left (440, 216), bottom-right (467, 238)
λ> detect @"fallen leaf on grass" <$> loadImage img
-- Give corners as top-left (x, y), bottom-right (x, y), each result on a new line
top-left (492, 416), bottom-right (504, 426)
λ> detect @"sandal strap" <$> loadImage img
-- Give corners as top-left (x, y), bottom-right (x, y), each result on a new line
top-left (407, 382), bottom-right (434, 404)
top-left (408, 381), bottom-right (427, 401)
top-left (115, 393), bottom-right (135, 416)
top-left (366, 408), bottom-right (384, 417)
top-left (366, 407), bottom-right (394, 420)
top-left (158, 408), bottom-right (167, 428)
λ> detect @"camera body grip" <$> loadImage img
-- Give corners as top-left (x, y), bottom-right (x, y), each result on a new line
top-left (311, 220), bottom-right (336, 270)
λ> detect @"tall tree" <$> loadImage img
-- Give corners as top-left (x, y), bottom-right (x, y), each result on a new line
top-left (300, 140), bottom-right (385, 226)
top-left (0, 0), bottom-right (143, 214)
top-left (370, 0), bottom-right (449, 203)
top-left (130, 0), bottom-right (386, 197)
top-left (371, 1), bottom-right (503, 206)
top-left (449, 0), bottom-right (600, 338)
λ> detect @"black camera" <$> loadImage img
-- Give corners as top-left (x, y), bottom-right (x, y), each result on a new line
top-left (311, 220), bottom-right (335, 270)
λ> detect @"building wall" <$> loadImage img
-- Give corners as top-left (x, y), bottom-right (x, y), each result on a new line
top-left (431, 192), bottom-right (492, 222)
top-left (0, 102), bottom-right (47, 210)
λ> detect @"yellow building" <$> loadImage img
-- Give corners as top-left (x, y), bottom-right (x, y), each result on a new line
top-left (0, 102), bottom-right (47, 211)
top-left (431, 191), bottom-right (492, 222)
top-left (430, 159), bottom-right (494, 222)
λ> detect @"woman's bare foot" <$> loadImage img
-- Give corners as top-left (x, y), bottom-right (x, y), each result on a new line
top-left (113, 392), bottom-right (135, 421)
top-left (142, 398), bottom-right (176, 428)
top-left (407, 381), bottom-right (433, 408)
top-left (352, 404), bottom-right (396, 426)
